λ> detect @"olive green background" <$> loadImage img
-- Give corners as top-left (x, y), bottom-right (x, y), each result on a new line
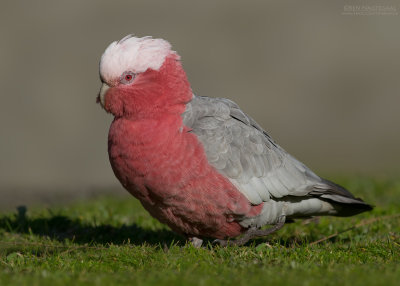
top-left (0, 0), bottom-right (399, 208)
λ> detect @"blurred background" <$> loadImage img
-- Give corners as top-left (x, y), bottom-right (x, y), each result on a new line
top-left (0, 0), bottom-right (399, 209)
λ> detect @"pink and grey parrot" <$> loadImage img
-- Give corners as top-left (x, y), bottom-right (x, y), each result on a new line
top-left (97, 35), bottom-right (372, 247)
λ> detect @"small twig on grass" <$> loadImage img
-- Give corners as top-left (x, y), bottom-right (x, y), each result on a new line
top-left (310, 214), bottom-right (400, 245)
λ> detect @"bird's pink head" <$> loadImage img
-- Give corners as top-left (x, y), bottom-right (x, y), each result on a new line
top-left (97, 35), bottom-right (192, 119)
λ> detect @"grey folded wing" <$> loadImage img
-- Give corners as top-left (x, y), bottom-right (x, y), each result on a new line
top-left (182, 95), bottom-right (368, 207)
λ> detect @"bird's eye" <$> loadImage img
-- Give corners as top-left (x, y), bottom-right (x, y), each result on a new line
top-left (120, 71), bottom-right (135, 84)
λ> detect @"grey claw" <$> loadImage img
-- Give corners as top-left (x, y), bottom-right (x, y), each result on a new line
top-left (212, 239), bottom-right (228, 247)
top-left (188, 237), bottom-right (203, 248)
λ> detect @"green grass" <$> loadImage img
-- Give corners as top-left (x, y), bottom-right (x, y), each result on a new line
top-left (0, 176), bottom-right (399, 286)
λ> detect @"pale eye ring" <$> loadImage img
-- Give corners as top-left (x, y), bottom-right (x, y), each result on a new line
top-left (120, 71), bottom-right (136, 84)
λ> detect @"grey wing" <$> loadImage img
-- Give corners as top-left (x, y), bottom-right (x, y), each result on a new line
top-left (182, 95), bottom-right (324, 205)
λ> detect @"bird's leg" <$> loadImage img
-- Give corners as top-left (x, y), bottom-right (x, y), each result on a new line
top-left (214, 215), bottom-right (286, 247)
top-left (188, 236), bottom-right (203, 248)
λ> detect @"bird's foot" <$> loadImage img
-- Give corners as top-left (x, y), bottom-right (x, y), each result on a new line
top-left (213, 215), bottom-right (286, 247)
top-left (188, 237), bottom-right (203, 248)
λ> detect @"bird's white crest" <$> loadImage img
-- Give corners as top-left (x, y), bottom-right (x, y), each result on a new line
top-left (99, 35), bottom-right (174, 83)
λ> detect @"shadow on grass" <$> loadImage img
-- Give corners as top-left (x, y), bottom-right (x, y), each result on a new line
top-left (1, 206), bottom-right (355, 248)
top-left (0, 206), bottom-right (185, 246)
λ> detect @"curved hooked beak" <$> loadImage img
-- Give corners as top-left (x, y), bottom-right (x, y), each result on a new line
top-left (97, 83), bottom-right (110, 108)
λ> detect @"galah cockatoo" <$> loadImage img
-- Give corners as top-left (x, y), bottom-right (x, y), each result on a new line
top-left (97, 35), bottom-right (372, 247)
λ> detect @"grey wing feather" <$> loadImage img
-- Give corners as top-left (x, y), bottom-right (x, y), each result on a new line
top-left (182, 95), bottom-right (322, 205)
top-left (182, 95), bottom-right (372, 221)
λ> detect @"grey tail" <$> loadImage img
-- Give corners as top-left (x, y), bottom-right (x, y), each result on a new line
top-left (310, 178), bottom-right (373, 217)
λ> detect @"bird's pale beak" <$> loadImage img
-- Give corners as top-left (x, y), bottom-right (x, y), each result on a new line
top-left (97, 83), bottom-right (110, 108)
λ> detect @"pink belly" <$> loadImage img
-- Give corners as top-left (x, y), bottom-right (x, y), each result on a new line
top-left (108, 117), bottom-right (263, 239)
